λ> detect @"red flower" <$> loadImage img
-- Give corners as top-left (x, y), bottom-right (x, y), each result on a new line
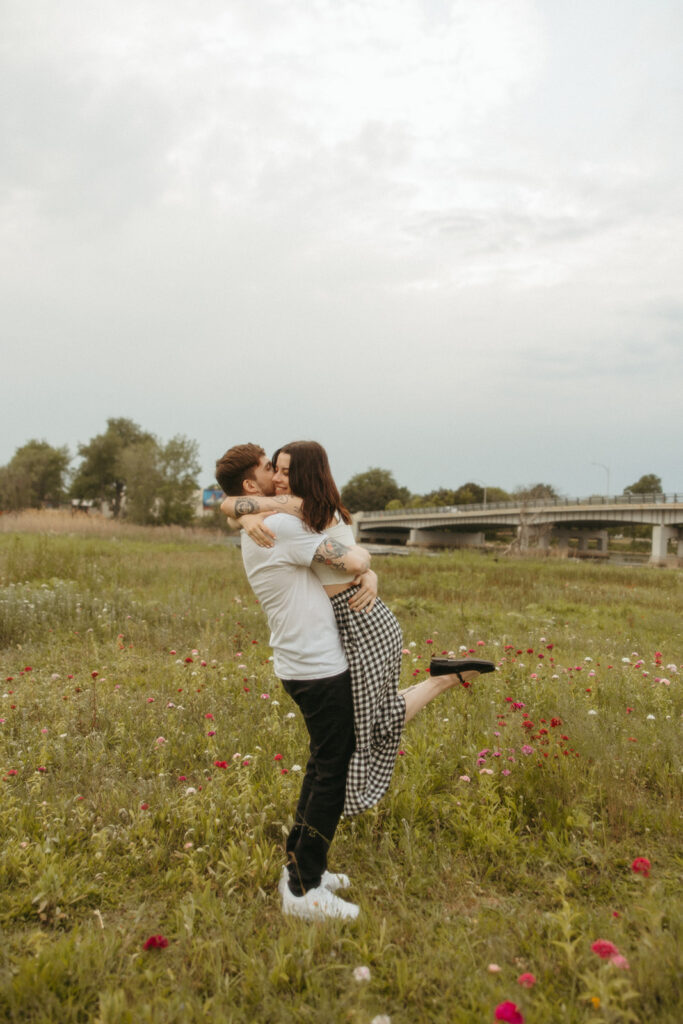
top-left (143, 934), bottom-right (169, 950)
top-left (495, 1001), bottom-right (524, 1023)
top-left (631, 856), bottom-right (651, 878)
top-left (517, 973), bottom-right (536, 988)
top-left (213, 760), bottom-right (228, 769)
top-left (550, 718), bottom-right (562, 727)
top-left (91, 671), bottom-right (98, 679)
top-left (274, 753), bottom-right (283, 761)
top-left (591, 939), bottom-right (619, 960)
top-left (140, 802), bottom-right (149, 810)
top-left (185, 657), bottom-right (193, 663)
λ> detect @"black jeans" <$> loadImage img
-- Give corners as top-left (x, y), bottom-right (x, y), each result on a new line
top-left (281, 669), bottom-right (355, 896)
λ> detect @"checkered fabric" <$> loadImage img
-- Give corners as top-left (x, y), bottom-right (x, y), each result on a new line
top-left (329, 588), bottom-right (406, 817)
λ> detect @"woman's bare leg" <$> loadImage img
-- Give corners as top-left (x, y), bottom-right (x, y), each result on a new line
top-left (400, 670), bottom-right (480, 724)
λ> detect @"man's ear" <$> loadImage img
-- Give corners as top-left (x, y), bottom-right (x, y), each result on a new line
top-left (242, 478), bottom-right (258, 495)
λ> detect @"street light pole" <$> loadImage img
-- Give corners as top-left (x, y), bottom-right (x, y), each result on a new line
top-left (591, 462), bottom-right (610, 498)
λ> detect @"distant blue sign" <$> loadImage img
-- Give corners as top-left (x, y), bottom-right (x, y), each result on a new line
top-left (203, 488), bottom-right (224, 509)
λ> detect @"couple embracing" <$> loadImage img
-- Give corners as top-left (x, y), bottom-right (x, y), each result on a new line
top-left (215, 441), bottom-right (494, 922)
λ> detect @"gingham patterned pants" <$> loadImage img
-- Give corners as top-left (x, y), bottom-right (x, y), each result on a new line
top-left (329, 588), bottom-right (406, 817)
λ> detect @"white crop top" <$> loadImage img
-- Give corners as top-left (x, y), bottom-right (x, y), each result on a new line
top-left (311, 515), bottom-right (357, 585)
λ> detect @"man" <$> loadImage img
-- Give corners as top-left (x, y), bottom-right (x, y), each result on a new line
top-left (215, 443), bottom-right (370, 922)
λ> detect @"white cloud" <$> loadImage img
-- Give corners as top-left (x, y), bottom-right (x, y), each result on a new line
top-left (1, 0), bottom-right (682, 495)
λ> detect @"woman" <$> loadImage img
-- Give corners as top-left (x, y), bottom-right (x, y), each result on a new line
top-left (224, 440), bottom-right (494, 817)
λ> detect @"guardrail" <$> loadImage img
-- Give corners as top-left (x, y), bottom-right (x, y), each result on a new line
top-left (358, 493), bottom-right (682, 517)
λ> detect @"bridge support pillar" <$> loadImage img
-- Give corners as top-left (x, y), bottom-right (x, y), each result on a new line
top-left (650, 525), bottom-right (678, 565)
top-left (407, 529), bottom-right (484, 549)
top-left (553, 528), bottom-right (609, 554)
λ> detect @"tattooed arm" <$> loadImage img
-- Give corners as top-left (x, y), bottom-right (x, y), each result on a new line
top-left (312, 537), bottom-right (371, 575)
top-left (220, 494), bottom-right (303, 519)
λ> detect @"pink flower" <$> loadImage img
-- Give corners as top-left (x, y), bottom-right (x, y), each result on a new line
top-left (631, 856), bottom-right (651, 878)
top-left (591, 940), bottom-right (619, 960)
top-left (517, 973), bottom-right (536, 988)
top-left (495, 1002), bottom-right (524, 1023)
top-left (610, 955), bottom-right (630, 970)
top-left (143, 934), bottom-right (169, 950)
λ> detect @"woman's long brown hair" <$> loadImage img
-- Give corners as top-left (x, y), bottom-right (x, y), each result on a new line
top-left (274, 441), bottom-right (352, 534)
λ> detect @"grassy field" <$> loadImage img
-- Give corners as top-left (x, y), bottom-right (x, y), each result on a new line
top-left (0, 517), bottom-right (681, 1023)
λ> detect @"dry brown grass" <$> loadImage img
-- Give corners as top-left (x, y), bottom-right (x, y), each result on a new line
top-left (0, 508), bottom-right (223, 543)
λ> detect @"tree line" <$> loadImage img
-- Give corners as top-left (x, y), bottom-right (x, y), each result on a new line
top-left (339, 468), bottom-right (664, 513)
top-left (0, 419), bottom-right (200, 526)
top-left (0, 427), bottom-right (663, 524)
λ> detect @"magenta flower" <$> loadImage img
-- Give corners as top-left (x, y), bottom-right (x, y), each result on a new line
top-left (517, 973), bottom-right (536, 988)
top-left (494, 1001), bottom-right (524, 1023)
top-left (631, 856), bottom-right (651, 878)
top-left (591, 939), bottom-right (619, 960)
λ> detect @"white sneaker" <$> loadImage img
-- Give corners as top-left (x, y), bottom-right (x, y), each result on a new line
top-left (321, 869), bottom-right (351, 892)
top-left (279, 865), bottom-right (351, 894)
top-left (281, 882), bottom-right (359, 921)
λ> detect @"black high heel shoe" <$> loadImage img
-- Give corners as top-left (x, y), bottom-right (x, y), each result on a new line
top-left (429, 658), bottom-right (496, 686)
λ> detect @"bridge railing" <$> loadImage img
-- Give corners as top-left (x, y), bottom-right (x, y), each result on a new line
top-left (358, 493), bottom-right (681, 518)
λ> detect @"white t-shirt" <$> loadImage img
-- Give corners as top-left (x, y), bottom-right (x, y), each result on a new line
top-left (240, 514), bottom-right (349, 680)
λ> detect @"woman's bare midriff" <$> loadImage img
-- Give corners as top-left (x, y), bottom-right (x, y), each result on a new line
top-left (323, 581), bottom-right (355, 599)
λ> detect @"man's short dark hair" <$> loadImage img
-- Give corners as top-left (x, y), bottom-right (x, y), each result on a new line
top-left (215, 443), bottom-right (265, 495)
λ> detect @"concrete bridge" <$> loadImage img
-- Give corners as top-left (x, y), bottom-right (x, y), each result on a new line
top-left (354, 493), bottom-right (683, 566)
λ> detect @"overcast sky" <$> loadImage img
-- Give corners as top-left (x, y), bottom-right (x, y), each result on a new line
top-left (3, 0), bottom-right (682, 498)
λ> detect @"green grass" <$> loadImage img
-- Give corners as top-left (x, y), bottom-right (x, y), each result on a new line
top-left (0, 529), bottom-right (681, 1023)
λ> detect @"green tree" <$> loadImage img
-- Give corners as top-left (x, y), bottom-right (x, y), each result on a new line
top-left (485, 486), bottom-right (511, 504)
top-left (624, 473), bottom-right (663, 495)
top-left (452, 482), bottom-right (485, 505)
top-left (420, 488), bottom-right (458, 507)
top-left (0, 440), bottom-right (70, 510)
top-left (512, 483), bottom-right (559, 501)
top-left (71, 418), bottom-right (155, 516)
top-left (341, 468), bottom-right (411, 512)
top-left (118, 441), bottom-right (161, 525)
top-left (156, 435), bottom-right (201, 525)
